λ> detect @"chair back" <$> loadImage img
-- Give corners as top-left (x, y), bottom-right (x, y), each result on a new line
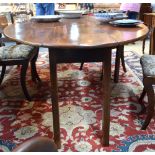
top-left (139, 3), bottom-right (152, 21)
top-left (0, 15), bottom-right (9, 46)
top-left (0, 15), bottom-right (8, 30)
top-left (143, 13), bottom-right (155, 27)
top-left (10, 10), bottom-right (33, 23)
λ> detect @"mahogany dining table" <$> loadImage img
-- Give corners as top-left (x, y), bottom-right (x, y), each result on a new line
top-left (3, 16), bottom-right (148, 148)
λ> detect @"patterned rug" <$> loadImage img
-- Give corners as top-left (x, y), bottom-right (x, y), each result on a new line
top-left (0, 50), bottom-right (155, 152)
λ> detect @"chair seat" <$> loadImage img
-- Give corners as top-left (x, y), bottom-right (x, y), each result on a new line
top-left (141, 55), bottom-right (155, 76)
top-left (0, 44), bottom-right (34, 60)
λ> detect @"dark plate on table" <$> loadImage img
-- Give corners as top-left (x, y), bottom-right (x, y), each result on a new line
top-left (109, 19), bottom-right (143, 27)
top-left (31, 15), bottom-right (62, 22)
top-left (58, 10), bottom-right (83, 19)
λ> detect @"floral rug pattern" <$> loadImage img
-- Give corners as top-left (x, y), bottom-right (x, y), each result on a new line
top-left (0, 50), bottom-right (155, 152)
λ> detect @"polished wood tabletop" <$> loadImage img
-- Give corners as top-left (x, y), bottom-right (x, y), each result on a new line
top-left (4, 16), bottom-right (148, 49)
top-left (3, 16), bottom-right (149, 148)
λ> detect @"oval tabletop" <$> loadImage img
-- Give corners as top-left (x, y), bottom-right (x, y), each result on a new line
top-left (3, 16), bottom-right (149, 49)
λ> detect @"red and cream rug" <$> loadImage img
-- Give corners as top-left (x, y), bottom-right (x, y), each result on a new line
top-left (0, 50), bottom-right (155, 152)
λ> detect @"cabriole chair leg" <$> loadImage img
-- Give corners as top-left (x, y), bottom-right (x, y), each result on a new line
top-left (138, 88), bottom-right (147, 114)
top-left (0, 65), bottom-right (6, 85)
top-left (31, 50), bottom-right (41, 82)
top-left (139, 88), bottom-right (146, 102)
top-left (142, 39), bottom-right (146, 54)
top-left (20, 62), bottom-right (31, 101)
top-left (141, 83), bottom-right (155, 130)
top-left (79, 62), bottom-right (84, 70)
top-left (120, 47), bottom-right (127, 73)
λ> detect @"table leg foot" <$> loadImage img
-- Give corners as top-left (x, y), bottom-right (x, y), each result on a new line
top-left (102, 139), bottom-right (109, 147)
top-left (55, 140), bottom-right (61, 149)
